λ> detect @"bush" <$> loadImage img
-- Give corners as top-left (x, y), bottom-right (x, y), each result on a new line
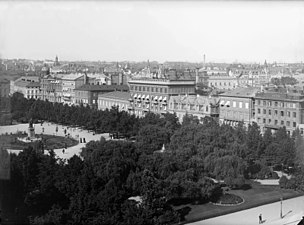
top-left (212, 193), bottom-right (243, 205)
top-left (224, 176), bottom-right (246, 189)
top-left (279, 175), bottom-right (289, 188)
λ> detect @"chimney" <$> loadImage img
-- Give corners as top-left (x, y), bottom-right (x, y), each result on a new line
top-left (203, 54), bottom-right (206, 67)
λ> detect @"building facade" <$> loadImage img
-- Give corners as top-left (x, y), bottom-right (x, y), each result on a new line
top-left (40, 75), bottom-right (62, 102)
top-left (168, 95), bottom-right (220, 122)
top-left (26, 82), bottom-right (41, 99)
top-left (255, 91), bottom-right (304, 134)
top-left (60, 73), bottom-right (85, 105)
top-left (98, 91), bottom-right (130, 112)
top-left (74, 85), bottom-right (129, 108)
top-left (128, 74), bottom-right (196, 117)
top-left (219, 87), bottom-right (259, 126)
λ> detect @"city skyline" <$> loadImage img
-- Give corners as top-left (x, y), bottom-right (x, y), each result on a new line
top-left (0, 1), bottom-right (304, 63)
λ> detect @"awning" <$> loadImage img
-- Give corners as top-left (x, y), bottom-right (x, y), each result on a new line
top-left (137, 94), bottom-right (141, 99)
top-left (146, 95), bottom-right (150, 100)
top-left (154, 96), bottom-right (158, 101)
top-left (158, 96), bottom-right (163, 101)
top-left (133, 93), bottom-right (138, 99)
top-left (225, 101), bottom-right (230, 107)
top-left (220, 100), bottom-right (225, 106)
top-left (141, 95), bottom-right (146, 100)
top-left (163, 97), bottom-right (167, 102)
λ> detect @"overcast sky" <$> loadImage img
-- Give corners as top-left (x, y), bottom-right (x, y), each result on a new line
top-left (0, 1), bottom-right (304, 63)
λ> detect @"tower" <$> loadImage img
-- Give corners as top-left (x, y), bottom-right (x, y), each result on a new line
top-left (55, 55), bottom-right (59, 66)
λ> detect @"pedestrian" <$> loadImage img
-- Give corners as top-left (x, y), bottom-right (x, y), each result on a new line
top-left (259, 214), bottom-right (262, 224)
top-left (62, 149), bottom-right (65, 154)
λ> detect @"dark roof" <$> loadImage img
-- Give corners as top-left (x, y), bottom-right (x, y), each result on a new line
top-left (26, 82), bottom-right (41, 88)
top-left (75, 84), bottom-right (129, 92)
top-left (220, 87), bottom-right (260, 98)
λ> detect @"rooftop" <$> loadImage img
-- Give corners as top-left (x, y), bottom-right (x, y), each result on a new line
top-left (220, 87), bottom-right (260, 98)
top-left (75, 84), bottom-right (129, 92)
top-left (98, 91), bottom-right (131, 101)
top-left (26, 82), bottom-right (41, 88)
top-left (60, 73), bottom-right (84, 80)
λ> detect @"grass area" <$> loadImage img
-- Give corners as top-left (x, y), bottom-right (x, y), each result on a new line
top-left (0, 133), bottom-right (78, 150)
top-left (175, 180), bottom-right (302, 224)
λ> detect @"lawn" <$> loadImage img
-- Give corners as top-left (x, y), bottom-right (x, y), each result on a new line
top-left (0, 133), bottom-right (78, 150)
top-left (175, 180), bottom-right (302, 224)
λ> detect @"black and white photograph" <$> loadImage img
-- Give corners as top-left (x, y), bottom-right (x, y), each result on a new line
top-left (1, 1), bottom-right (304, 224)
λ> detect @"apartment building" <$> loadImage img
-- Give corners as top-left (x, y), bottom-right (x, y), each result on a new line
top-left (98, 91), bottom-right (130, 112)
top-left (128, 70), bottom-right (196, 117)
top-left (168, 95), bottom-right (220, 122)
top-left (255, 90), bottom-right (304, 134)
top-left (74, 85), bottom-right (129, 108)
top-left (219, 87), bottom-right (260, 126)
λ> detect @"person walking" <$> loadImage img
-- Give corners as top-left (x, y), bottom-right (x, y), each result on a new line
top-left (259, 214), bottom-right (263, 224)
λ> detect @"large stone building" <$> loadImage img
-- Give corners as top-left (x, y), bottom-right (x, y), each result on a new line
top-left (168, 94), bottom-right (220, 122)
top-left (128, 70), bottom-right (196, 117)
top-left (255, 89), bottom-right (304, 134)
top-left (219, 87), bottom-right (260, 126)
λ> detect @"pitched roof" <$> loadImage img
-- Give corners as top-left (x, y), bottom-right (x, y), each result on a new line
top-left (98, 91), bottom-right (131, 101)
top-left (75, 84), bottom-right (129, 92)
top-left (220, 87), bottom-right (260, 98)
top-left (26, 82), bottom-right (41, 88)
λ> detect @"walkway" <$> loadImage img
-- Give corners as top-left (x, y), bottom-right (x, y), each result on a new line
top-left (189, 195), bottom-right (304, 225)
top-left (0, 122), bottom-right (110, 159)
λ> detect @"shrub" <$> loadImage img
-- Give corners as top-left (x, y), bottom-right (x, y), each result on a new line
top-left (279, 175), bottom-right (289, 188)
top-left (212, 193), bottom-right (243, 205)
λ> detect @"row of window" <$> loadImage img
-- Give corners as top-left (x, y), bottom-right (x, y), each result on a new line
top-left (257, 108), bottom-right (297, 118)
top-left (257, 118), bottom-right (297, 127)
top-left (257, 100), bottom-right (297, 108)
top-left (232, 101), bottom-right (249, 109)
top-left (130, 85), bottom-right (168, 93)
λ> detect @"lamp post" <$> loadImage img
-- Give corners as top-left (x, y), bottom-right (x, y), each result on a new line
top-left (280, 196), bottom-right (283, 219)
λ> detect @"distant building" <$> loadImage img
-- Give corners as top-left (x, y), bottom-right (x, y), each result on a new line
top-left (40, 75), bottom-right (62, 102)
top-left (26, 82), bottom-right (41, 99)
top-left (168, 94), bottom-right (220, 122)
top-left (10, 76), bottom-right (40, 97)
top-left (98, 91), bottom-right (130, 112)
top-left (74, 84), bottom-right (129, 108)
top-left (60, 73), bottom-right (85, 105)
top-left (219, 87), bottom-right (260, 126)
top-left (128, 70), bottom-right (196, 117)
top-left (255, 89), bottom-right (304, 134)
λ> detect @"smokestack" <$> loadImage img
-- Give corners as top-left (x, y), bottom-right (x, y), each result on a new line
top-left (203, 54), bottom-right (206, 67)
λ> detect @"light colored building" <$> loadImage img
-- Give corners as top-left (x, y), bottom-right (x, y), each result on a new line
top-left (26, 82), bottom-right (41, 99)
top-left (74, 84), bottom-right (129, 108)
top-left (219, 87), bottom-right (260, 126)
top-left (10, 76), bottom-right (40, 97)
top-left (128, 71), bottom-right (196, 117)
top-left (255, 89), bottom-right (304, 135)
top-left (40, 75), bottom-right (62, 103)
top-left (60, 73), bottom-right (85, 105)
top-left (98, 91), bottom-right (130, 112)
top-left (168, 94), bottom-right (220, 122)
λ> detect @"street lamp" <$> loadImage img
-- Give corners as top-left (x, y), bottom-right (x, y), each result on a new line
top-left (280, 196), bottom-right (283, 219)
